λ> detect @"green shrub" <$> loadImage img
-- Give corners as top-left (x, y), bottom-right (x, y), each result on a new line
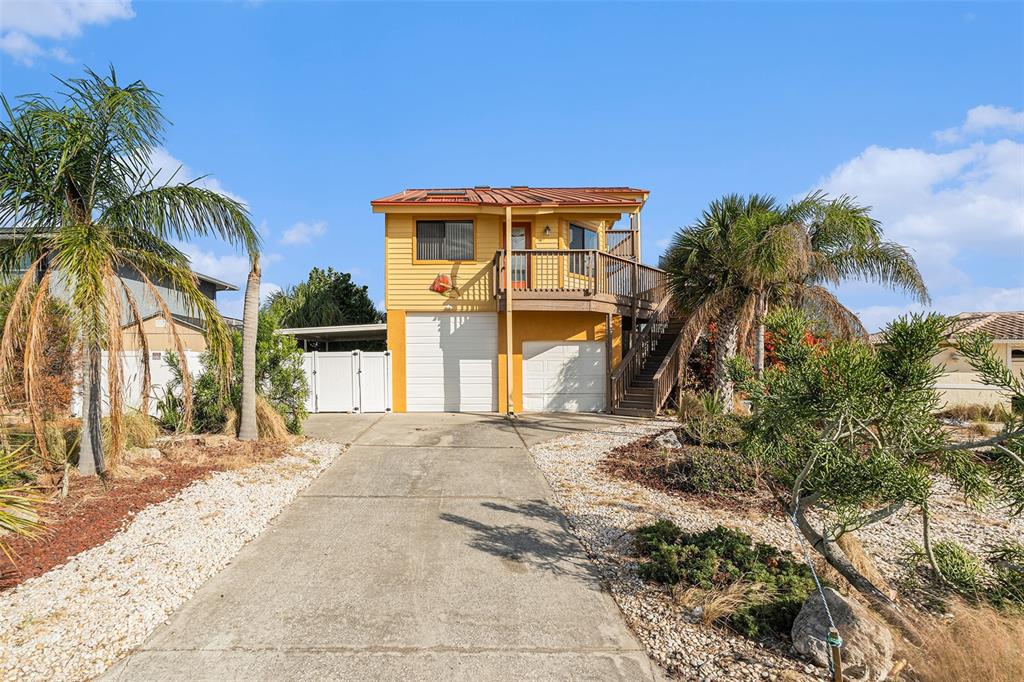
top-left (933, 540), bottom-right (984, 595)
top-left (989, 541), bottom-right (1024, 609)
top-left (157, 312), bottom-right (309, 435)
top-left (634, 521), bottom-right (817, 638)
top-left (665, 445), bottom-right (755, 494)
top-left (677, 390), bottom-right (746, 448)
top-left (635, 518), bottom-right (682, 553)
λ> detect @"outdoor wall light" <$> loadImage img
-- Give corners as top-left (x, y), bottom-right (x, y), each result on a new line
top-left (544, 225), bottom-right (553, 236)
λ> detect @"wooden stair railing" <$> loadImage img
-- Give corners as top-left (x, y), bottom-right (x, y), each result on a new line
top-left (610, 293), bottom-right (673, 410)
top-left (649, 332), bottom-right (683, 414)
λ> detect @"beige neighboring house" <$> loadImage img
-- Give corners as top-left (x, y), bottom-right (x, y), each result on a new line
top-left (117, 271), bottom-right (239, 355)
top-left (932, 311), bottom-right (1024, 408)
top-left (122, 313), bottom-right (211, 353)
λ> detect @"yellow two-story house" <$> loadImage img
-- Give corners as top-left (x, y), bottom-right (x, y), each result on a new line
top-left (372, 186), bottom-right (679, 415)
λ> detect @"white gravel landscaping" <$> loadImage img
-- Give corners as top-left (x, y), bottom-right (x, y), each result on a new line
top-left (528, 419), bottom-right (1024, 681)
top-left (0, 439), bottom-right (344, 682)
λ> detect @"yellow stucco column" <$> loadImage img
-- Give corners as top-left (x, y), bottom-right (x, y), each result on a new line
top-left (387, 310), bottom-right (406, 412)
top-left (504, 205), bottom-right (515, 417)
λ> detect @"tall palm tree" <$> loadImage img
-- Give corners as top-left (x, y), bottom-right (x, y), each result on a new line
top-left (238, 254), bottom-right (260, 441)
top-left (0, 68), bottom-right (260, 474)
top-left (663, 194), bottom-right (775, 406)
top-left (665, 192), bottom-right (928, 408)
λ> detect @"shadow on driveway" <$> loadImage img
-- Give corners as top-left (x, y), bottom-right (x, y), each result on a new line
top-left (440, 499), bottom-right (602, 581)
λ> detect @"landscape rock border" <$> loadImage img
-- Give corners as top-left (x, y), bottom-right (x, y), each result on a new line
top-left (526, 418), bottom-right (1022, 680)
top-left (0, 439), bottom-right (345, 682)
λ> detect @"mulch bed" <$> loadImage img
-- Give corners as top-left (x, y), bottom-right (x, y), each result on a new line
top-left (0, 436), bottom-right (294, 592)
top-left (599, 433), bottom-right (778, 515)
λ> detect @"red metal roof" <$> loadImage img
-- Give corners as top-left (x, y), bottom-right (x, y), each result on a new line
top-left (371, 186), bottom-right (648, 207)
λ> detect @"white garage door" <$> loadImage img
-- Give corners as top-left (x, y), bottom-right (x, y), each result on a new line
top-left (406, 313), bottom-right (497, 412)
top-left (523, 341), bottom-right (606, 412)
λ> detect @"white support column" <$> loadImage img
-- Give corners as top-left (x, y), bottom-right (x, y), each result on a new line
top-left (635, 208), bottom-right (642, 263)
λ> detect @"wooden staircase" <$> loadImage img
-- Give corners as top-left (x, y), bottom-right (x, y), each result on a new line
top-left (610, 295), bottom-right (684, 417)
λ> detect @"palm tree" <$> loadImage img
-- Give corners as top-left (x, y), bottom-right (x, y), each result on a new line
top-left (0, 67), bottom-right (260, 474)
top-left (238, 254), bottom-right (260, 441)
top-left (663, 194), bottom-right (775, 406)
top-left (665, 192), bottom-right (929, 407)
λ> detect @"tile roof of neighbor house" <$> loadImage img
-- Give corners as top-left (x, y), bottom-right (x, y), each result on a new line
top-left (870, 311), bottom-right (1024, 344)
top-left (950, 311), bottom-right (1024, 340)
top-left (371, 186), bottom-right (648, 207)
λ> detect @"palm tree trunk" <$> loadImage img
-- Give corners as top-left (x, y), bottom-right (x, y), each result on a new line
top-left (712, 307), bottom-right (738, 412)
top-left (238, 255), bottom-right (261, 441)
top-left (78, 344), bottom-right (105, 475)
top-left (753, 293), bottom-right (767, 378)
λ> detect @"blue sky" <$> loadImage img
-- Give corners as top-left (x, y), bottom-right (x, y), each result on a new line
top-left (2, 1), bottom-right (1022, 329)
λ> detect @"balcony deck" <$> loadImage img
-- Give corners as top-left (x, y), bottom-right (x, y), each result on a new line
top-left (493, 249), bottom-right (666, 318)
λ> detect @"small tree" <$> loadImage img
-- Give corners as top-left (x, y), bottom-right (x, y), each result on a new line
top-left (265, 267), bottom-right (381, 326)
top-left (158, 310), bottom-right (308, 435)
top-left (737, 309), bottom-right (1023, 636)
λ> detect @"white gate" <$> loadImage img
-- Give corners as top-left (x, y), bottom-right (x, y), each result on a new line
top-left (303, 351), bottom-right (391, 414)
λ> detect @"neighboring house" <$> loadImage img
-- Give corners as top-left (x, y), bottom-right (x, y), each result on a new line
top-left (372, 186), bottom-right (677, 415)
top-left (0, 230), bottom-right (237, 353)
top-left (933, 311), bottom-right (1024, 408)
top-left (116, 268), bottom-right (238, 353)
top-left (871, 310), bottom-right (1024, 408)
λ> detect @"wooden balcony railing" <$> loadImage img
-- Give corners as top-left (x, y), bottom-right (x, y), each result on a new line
top-left (606, 230), bottom-right (637, 260)
top-left (494, 249), bottom-right (665, 303)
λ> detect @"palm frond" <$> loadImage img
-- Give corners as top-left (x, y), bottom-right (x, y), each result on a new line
top-left (121, 281), bottom-right (152, 416)
top-left (820, 241), bottom-right (930, 304)
top-left (102, 185), bottom-right (260, 253)
top-left (104, 266), bottom-right (125, 463)
top-left (23, 271), bottom-right (53, 463)
top-left (791, 284), bottom-right (868, 340)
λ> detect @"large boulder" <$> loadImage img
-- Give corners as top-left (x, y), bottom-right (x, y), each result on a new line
top-left (792, 587), bottom-right (894, 682)
top-left (653, 429), bottom-right (683, 450)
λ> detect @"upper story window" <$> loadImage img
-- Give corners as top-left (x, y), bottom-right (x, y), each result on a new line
top-left (569, 223), bottom-right (598, 250)
top-left (416, 220), bottom-right (474, 261)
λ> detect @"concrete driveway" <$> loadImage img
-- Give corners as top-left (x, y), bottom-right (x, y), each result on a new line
top-left (105, 412), bottom-right (658, 681)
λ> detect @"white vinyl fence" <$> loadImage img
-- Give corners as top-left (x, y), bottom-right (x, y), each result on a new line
top-left (302, 351), bottom-right (392, 413)
top-left (72, 350), bottom-right (203, 418)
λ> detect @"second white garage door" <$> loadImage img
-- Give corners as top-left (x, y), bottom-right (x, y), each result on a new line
top-left (406, 313), bottom-right (498, 412)
top-left (523, 340), bottom-right (606, 412)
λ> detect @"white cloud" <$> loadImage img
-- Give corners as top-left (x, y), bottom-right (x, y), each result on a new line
top-left (817, 139), bottom-right (1024, 282)
top-left (174, 242), bottom-right (250, 289)
top-left (934, 105), bottom-right (1024, 144)
top-left (217, 282), bottom-right (282, 319)
top-left (0, 0), bottom-right (134, 65)
top-left (147, 147), bottom-right (248, 206)
top-left (280, 220), bottom-right (327, 245)
top-left (816, 110), bottom-right (1024, 330)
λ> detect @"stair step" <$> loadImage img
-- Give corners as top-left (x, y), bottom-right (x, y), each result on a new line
top-left (612, 406), bottom-right (657, 417)
top-left (617, 401), bottom-right (654, 411)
